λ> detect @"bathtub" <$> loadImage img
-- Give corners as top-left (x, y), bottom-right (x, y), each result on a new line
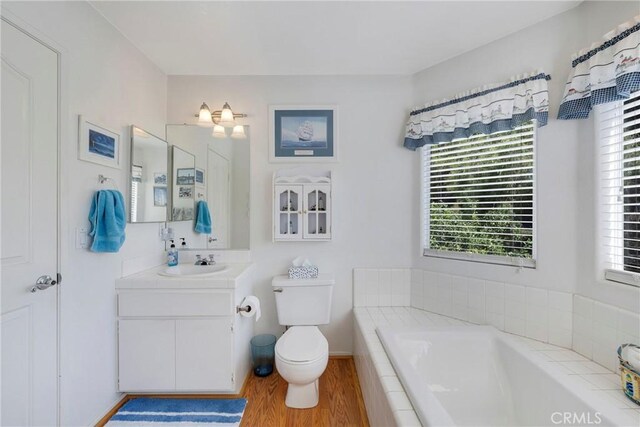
top-left (377, 325), bottom-right (634, 426)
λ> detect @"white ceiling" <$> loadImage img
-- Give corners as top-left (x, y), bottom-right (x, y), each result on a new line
top-left (91, 1), bottom-right (581, 76)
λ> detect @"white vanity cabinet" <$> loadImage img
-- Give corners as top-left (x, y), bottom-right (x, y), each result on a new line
top-left (273, 170), bottom-right (332, 241)
top-left (115, 264), bottom-right (254, 394)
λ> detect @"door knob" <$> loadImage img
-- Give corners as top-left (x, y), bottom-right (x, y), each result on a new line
top-left (30, 275), bottom-right (57, 293)
top-left (208, 237), bottom-right (218, 243)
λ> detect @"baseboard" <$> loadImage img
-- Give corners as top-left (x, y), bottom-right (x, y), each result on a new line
top-left (329, 351), bottom-right (352, 357)
top-left (94, 394), bottom-right (130, 427)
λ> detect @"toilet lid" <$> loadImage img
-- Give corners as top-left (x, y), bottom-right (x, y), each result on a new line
top-left (276, 326), bottom-right (328, 363)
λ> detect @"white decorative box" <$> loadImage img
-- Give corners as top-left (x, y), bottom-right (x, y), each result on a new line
top-left (288, 266), bottom-right (319, 279)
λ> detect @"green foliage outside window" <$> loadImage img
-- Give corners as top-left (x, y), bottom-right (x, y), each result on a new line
top-left (427, 124), bottom-right (534, 258)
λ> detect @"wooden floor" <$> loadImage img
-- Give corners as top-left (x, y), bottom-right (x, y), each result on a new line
top-left (97, 357), bottom-right (369, 427)
top-left (241, 357), bottom-right (369, 427)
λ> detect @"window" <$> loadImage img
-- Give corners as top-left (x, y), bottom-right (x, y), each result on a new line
top-left (422, 122), bottom-right (536, 267)
top-left (598, 91), bottom-right (640, 287)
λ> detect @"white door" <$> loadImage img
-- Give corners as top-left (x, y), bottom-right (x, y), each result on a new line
top-left (1, 19), bottom-right (59, 426)
top-left (207, 149), bottom-right (230, 249)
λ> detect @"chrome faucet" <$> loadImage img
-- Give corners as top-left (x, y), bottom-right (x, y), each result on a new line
top-left (194, 254), bottom-right (216, 265)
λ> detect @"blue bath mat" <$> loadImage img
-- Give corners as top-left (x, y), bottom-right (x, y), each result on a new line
top-left (106, 397), bottom-right (247, 426)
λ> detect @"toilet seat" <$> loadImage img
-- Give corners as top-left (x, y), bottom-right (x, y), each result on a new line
top-left (275, 326), bottom-right (328, 364)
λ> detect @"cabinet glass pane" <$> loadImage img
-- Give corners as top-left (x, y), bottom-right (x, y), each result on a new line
top-left (279, 213), bottom-right (288, 235)
top-left (289, 213), bottom-right (299, 235)
top-left (308, 190), bottom-right (318, 211)
top-left (318, 191), bottom-right (327, 211)
top-left (279, 190), bottom-right (288, 211)
top-left (308, 212), bottom-right (317, 235)
top-left (289, 191), bottom-right (299, 212)
top-left (318, 213), bottom-right (327, 235)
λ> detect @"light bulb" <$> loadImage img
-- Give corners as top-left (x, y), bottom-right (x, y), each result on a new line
top-left (218, 102), bottom-right (236, 127)
top-left (231, 125), bottom-right (246, 139)
top-left (197, 102), bottom-right (213, 127)
top-left (212, 125), bottom-right (226, 138)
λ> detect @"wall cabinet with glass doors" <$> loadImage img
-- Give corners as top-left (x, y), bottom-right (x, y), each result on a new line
top-left (273, 170), bottom-right (332, 242)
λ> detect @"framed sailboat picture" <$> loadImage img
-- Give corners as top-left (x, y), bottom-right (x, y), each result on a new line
top-left (78, 115), bottom-right (121, 169)
top-left (269, 105), bottom-right (338, 162)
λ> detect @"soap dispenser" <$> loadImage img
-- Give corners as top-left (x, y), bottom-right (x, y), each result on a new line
top-left (167, 240), bottom-right (178, 267)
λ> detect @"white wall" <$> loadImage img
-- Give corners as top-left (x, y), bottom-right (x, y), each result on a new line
top-left (410, 1), bottom-right (640, 313)
top-left (167, 75), bottom-right (414, 354)
top-left (2, 2), bottom-right (167, 425)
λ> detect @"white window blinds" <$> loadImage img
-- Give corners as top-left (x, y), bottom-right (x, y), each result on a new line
top-left (422, 122), bottom-right (536, 267)
top-left (130, 181), bottom-right (138, 221)
top-left (599, 91), bottom-right (640, 286)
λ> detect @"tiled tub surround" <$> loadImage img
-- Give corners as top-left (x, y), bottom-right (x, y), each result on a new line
top-left (354, 307), bottom-right (640, 427)
top-left (572, 295), bottom-right (640, 373)
top-left (353, 269), bottom-right (411, 307)
top-left (354, 269), bottom-right (640, 362)
top-left (408, 269), bottom-right (575, 348)
top-left (352, 268), bottom-right (640, 425)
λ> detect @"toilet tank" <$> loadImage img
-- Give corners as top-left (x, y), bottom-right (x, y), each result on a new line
top-left (272, 274), bottom-right (334, 326)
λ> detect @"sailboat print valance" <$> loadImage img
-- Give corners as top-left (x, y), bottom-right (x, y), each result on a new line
top-left (404, 71), bottom-right (551, 150)
top-left (558, 15), bottom-right (640, 120)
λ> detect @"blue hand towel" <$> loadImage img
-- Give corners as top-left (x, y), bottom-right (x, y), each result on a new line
top-left (194, 200), bottom-right (212, 234)
top-left (88, 190), bottom-right (126, 252)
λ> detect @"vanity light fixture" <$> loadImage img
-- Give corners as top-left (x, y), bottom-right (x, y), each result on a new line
top-left (196, 101), bottom-right (247, 128)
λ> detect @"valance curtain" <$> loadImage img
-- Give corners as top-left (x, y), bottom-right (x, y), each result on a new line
top-left (558, 15), bottom-right (640, 120)
top-left (403, 71), bottom-right (551, 151)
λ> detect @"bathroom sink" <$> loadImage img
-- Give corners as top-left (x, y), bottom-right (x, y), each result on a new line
top-left (158, 264), bottom-right (229, 277)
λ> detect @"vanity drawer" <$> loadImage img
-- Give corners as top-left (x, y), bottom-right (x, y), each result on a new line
top-left (118, 290), bottom-right (233, 317)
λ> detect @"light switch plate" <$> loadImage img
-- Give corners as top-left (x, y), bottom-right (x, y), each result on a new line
top-left (76, 227), bottom-right (89, 249)
top-left (159, 226), bottom-right (173, 241)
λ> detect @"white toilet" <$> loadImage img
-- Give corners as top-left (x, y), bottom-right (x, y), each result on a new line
top-left (272, 274), bottom-right (334, 409)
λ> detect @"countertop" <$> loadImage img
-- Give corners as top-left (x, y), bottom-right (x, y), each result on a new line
top-left (115, 262), bottom-right (254, 289)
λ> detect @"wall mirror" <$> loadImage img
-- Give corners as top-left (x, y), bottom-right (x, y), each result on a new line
top-left (129, 126), bottom-right (169, 223)
top-left (171, 145), bottom-right (196, 222)
top-left (166, 125), bottom-right (250, 250)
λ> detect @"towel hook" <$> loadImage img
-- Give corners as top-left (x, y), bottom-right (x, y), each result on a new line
top-left (98, 174), bottom-right (119, 190)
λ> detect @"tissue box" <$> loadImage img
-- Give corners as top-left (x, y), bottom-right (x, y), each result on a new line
top-left (288, 266), bottom-right (319, 279)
